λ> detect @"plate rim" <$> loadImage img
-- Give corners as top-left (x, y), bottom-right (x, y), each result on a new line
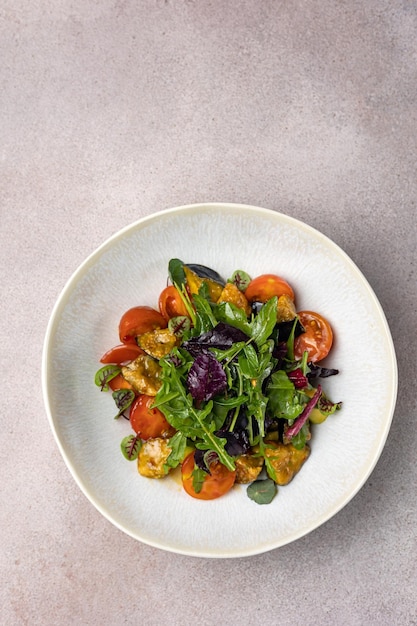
top-left (42, 203), bottom-right (398, 557)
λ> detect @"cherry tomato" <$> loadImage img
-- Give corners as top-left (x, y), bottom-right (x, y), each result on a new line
top-left (129, 394), bottom-right (175, 440)
top-left (181, 451), bottom-right (236, 500)
top-left (158, 286), bottom-right (189, 320)
top-left (294, 311), bottom-right (333, 362)
top-left (108, 374), bottom-right (134, 392)
top-left (245, 274), bottom-right (295, 303)
top-left (100, 344), bottom-right (144, 364)
top-left (119, 306), bottom-right (167, 344)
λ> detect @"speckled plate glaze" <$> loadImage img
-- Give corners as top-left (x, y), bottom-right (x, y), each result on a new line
top-left (42, 204), bottom-right (397, 558)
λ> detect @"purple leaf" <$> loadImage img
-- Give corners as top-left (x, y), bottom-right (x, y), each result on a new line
top-left (287, 368), bottom-right (308, 389)
top-left (187, 352), bottom-right (227, 405)
top-left (183, 322), bottom-right (249, 357)
top-left (286, 385), bottom-right (322, 439)
top-left (307, 363), bottom-right (339, 379)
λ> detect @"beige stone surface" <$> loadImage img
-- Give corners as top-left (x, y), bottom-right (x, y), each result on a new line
top-left (1, 1), bottom-right (416, 624)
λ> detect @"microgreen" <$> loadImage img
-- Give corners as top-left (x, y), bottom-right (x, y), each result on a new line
top-left (94, 364), bottom-right (121, 391)
top-left (120, 434), bottom-right (141, 461)
top-left (112, 389), bottom-right (135, 419)
top-left (229, 269), bottom-right (251, 292)
top-left (247, 478), bottom-right (277, 505)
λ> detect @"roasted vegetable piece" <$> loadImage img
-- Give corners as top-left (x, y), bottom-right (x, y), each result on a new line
top-left (137, 438), bottom-right (172, 478)
top-left (186, 263), bottom-right (226, 285)
top-left (235, 453), bottom-right (264, 484)
top-left (121, 354), bottom-right (162, 395)
top-left (217, 282), bottom-right (252, 317)
top-left (183, 265), bottom-right (224, 302)
top-left (264, 442), bottom-right (310, 485)
top-left (137, 328), bottom-right (179, 359)
top-left (276, 294), bottom-right (297, 323)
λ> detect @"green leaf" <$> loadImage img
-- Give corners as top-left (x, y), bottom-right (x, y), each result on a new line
top-left (245, 383), bottom-right (268, 440)
top-left (238, 344), bottom-right (259, 378)
top-left (285, 316), bottom-right (299, 361)
top-left (192, 293), bottom-right (217, 334)
top-left (168, 258), bottom-right (186, 287)
top-left (228, 269), bottom-right (251, 292)
top-left (266, 370), bottom-right (306, 421)
top-left (164, 431), bottom-right (188, 471)
top-left (213, 301), bottom-right (252, 336)
top-left (290, 422), bottom-right (310, 450)
top-left (120, 434), bottom-right (141, 461)
top-left (192, 466), bottom-right (207, 494)
top-left (94, 364), bottom-right (121, 391)
top-left (112, 389), bottom-right (135, 419)
top-left (316, 393), bottom-right (343, 417)
top-left (247, 478), bottom-right (277, 504)
top-left (250, 297), bottom-right (278, 347)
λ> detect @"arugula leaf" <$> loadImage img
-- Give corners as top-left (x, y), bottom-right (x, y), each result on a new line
top-left (154, 357), bottom-right (235, 470)
top-left (164, 431), bottom-right (188, 471)
top-left (250, 297), bottom-right (278, 347)
top-left (191, 293), bottom-right (217, 335)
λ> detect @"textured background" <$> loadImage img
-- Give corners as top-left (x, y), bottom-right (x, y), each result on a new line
top-left (1, 1), bottom-right (416, 624)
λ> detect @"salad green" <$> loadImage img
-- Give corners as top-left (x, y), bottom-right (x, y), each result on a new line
top-left (95, 260), bottom-right (342, 504)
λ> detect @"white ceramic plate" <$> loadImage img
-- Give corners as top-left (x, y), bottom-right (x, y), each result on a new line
top-left (42, 204), bottom-right (397, 558)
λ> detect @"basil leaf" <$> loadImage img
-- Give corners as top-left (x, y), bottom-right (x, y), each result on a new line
top-left (247, 478), bottom-right (277, 504)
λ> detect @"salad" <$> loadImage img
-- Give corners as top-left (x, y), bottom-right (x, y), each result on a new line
top-left (95, 260), bottom-right (341, 505)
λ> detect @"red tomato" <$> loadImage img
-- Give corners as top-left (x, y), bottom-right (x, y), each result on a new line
top-left (129, 394), bottom-right (175, 440)
top-left (245, 274), bottom-right (295, 302)
top-left (294, 311), bottom-right (333, 362)
top-left (108, 374), bottom-right (134, 392)
top-left (181, 451), bottom-right (236, 500)
top-left (119, 306), bottom-right (167, 344)
top-left (158, 286), bottom-right (189, 320)
top-left (100, 344), bottom-right (144, 364)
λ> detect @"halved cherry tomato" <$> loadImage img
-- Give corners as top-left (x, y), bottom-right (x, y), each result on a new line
top-left (119, 306), bottom-right (167, 344)
top-left (158, 286), bottom-right (189, 320)
top-left (181, 451), bottom-right (236, 500)
top-left (245, 274), bottom-right (295, 303)
top-left (108, 374), bottom-right (134, 392)
top-left (129, 394), bottom-right (175, 440)
top-left (294, 311), bottom-right (333, 363)
top-left (100, 344), bottom-right (144, 364)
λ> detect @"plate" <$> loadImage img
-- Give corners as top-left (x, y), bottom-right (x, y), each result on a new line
top-left (42, 203), bottom-right (397, 557)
